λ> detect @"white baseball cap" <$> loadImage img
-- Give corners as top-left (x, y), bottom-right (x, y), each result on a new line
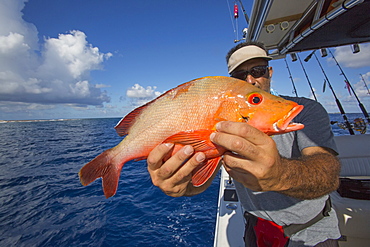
top-left (227, 45), bottom-right (272, 74)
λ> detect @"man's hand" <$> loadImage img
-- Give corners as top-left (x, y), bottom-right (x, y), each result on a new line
top-left (210, 121), bottom-right (287, 192)
top-left (210, 121), bottom-right (340, 199)
top-left (147, 143), bottom-right (208, 197)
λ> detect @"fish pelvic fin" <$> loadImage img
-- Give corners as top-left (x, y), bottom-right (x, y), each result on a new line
top-left (163, 130), bottom-right (225, 187)
top-left (79, 149), bottom-right (125, 198)
top-left (192, 157), bottom-right (222, 187)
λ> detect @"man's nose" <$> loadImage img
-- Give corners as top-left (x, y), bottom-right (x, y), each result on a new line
top-left (245, 74), bottom-right (256, 85)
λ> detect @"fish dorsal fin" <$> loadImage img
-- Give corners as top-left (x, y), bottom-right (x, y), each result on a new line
top-left (114, 80), bottom-right (197, 137)
top-left (114, 104), bottom-right (148, 136)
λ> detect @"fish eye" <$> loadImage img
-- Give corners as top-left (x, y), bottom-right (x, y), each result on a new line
top-left (247, 93), bottom-right (263, 105)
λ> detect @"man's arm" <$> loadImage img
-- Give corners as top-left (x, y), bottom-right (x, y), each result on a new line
top-left (278, 147), bottom-right (340, 199)
top-left (211, 121), bottom-right (340, 200)
top-left (147, 143), bottom-right (220, 197)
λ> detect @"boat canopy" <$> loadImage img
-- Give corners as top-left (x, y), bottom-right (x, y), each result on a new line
top-left (246, 0), bottom-right (370, 58)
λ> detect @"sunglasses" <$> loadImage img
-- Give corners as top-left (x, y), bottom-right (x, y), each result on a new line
top-left (230, 65), bottom-right (269, 80)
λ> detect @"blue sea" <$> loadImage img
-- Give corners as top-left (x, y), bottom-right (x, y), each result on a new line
top-left (0, 113), bottom-right (368, 246)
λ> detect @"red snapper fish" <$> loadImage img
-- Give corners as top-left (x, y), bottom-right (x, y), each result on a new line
top-left (79, 76), bottom-right (304, 198)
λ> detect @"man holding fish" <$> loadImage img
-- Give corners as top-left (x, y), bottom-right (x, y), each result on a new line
top-left (147, 42), bottom-right (341, 246)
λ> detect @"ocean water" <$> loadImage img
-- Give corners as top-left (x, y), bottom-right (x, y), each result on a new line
top-left (0, 114), bottom-right (368, 246)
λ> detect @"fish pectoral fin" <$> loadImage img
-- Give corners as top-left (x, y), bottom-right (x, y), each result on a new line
top-left (164, 130), bottom-right (224, 187)
top-left (163, 130), bottom-right (216, 152)
top-left (192, 157), bottom-right (222, 187)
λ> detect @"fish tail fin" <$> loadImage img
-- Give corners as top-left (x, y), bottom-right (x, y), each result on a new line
top-left (79, 148), bottom-right (125, 198)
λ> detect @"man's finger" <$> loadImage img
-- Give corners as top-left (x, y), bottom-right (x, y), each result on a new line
top-left (172, 152), bottom-right (206, 183)
top-left (215, 121), bottom-right (266, 144)
top-left (147, 143), bottom-right (174, 170)
top-left (210, 131), bottom-right (259, 158)
top-left (155, 145), bottom-right (195, 180)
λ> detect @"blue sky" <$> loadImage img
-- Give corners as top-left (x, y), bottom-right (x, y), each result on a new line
top-left (1, 0), bottom-right (370, 120)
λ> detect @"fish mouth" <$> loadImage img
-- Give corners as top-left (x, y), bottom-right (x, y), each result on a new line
top-left (273, 105), bottom-right (304, 132)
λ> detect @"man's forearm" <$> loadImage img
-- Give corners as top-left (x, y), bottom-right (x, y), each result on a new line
top-left (278, 153), bottom-right (340, 200)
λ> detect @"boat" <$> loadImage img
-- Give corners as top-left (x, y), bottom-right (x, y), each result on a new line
top-left (214, 0), bottom-right (370, 246)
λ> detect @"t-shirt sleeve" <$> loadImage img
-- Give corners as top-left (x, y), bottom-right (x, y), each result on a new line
top-left (295, 98), bottom-right (338, 154)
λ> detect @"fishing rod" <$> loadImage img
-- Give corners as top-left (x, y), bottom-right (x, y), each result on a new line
top-left (328, 49), bottom-right (370, 124)
top-left (284, 58), bottom-right (299, 97)
top-left (236, 0), bottom-right (249, 24)
top-left (296, 53), bottom-right (318, 101)
top-left (360, 73), bottom-right (370, 95)
top-left (311, 52), bottom-right (355, 135)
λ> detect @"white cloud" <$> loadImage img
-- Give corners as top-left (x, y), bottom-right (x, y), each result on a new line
top-left (332, 44), bottom-right (370, 68)
top-left (0, 0), bottom-right (112, 109)
top-left (40, 30), bottom-right (112, 79)
top-left (126, 84), bottom-right (162, 98)
top-left (125, 83), bottom-right (163, 107)
top-left (0, 32), bottom-right (30, 53)
top-left (0, 0), bottom-right (38, 49)
top-left (95, 83), bottom-right (111, 89)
